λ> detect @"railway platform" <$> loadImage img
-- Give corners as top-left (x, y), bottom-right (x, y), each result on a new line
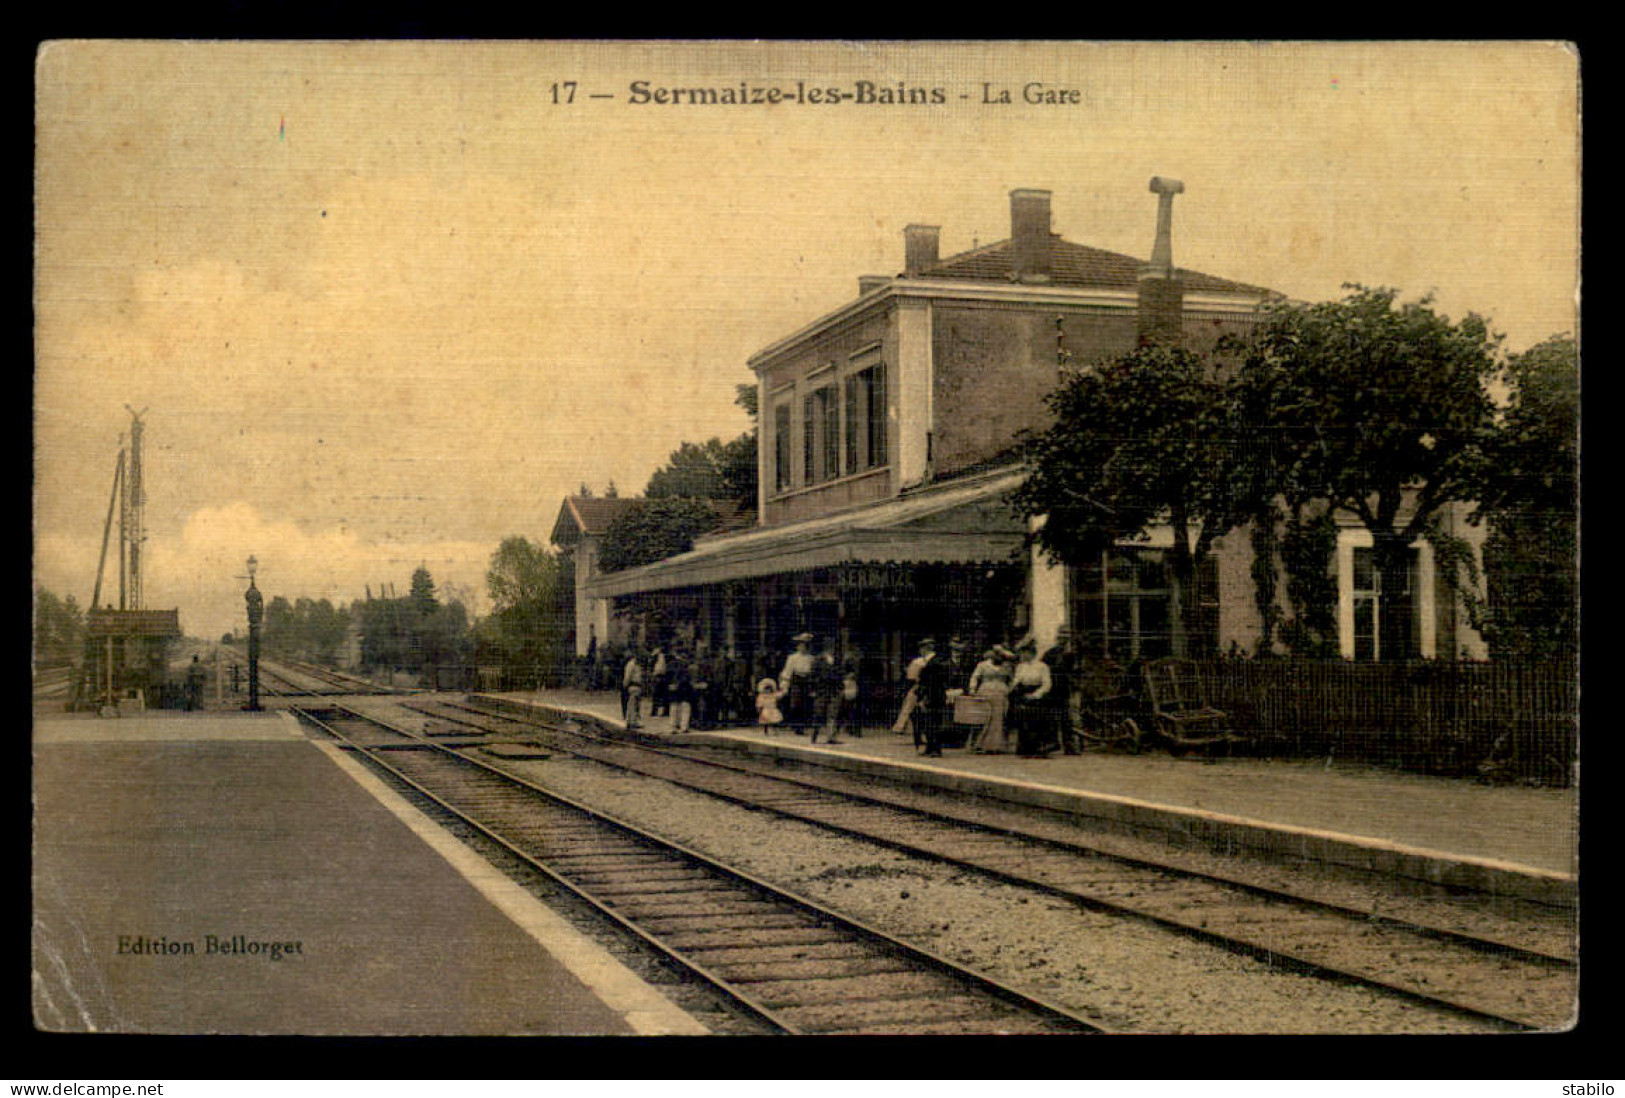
top-left (31, 708), bottom-right (709, 1035)
top-left (484, 689), bottom-right (1578, 906)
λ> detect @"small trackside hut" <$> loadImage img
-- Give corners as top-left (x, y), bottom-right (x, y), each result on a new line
top-left (76, 608), bottom-right (183, 713)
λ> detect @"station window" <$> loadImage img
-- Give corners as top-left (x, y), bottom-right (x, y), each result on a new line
top-left (1351, 546), bottom-right (1417, 662)
top-left (803, 384), bottom-right (838, 485)
top-left (844, 363), bottom-right (888, 473)
top-left (773, 400), bottom-right (793, 494)
top-left (1069, 549), bottom-right (1217, 660)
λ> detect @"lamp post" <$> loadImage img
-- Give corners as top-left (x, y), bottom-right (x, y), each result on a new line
top-left (244, 555), bottom-right (263, 711)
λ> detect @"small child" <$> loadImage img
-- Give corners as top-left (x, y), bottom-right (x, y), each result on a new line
top-left (755, 677), bottom-right (783, 735)
top-left (624, 682), bottom-right (643, 731)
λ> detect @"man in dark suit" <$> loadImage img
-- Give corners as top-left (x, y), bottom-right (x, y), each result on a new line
top-left (942, 635), bottom-right (978, 748)
top-left (912, 637), bottom-right (953, 758)
top-left (1042, 626), bottom-right (1083, 755)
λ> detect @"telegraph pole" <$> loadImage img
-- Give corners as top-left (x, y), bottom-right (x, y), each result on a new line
top-left (123, 407), bottom-right (149, 610)
top-left (243, 555), bottom-right (263, 711)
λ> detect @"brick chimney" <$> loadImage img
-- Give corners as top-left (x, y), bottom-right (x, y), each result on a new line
top-left (1137, 177), bottom-right (1185, 346)
top-left (1010, 189), bottom-right (1053, 283)
top-left (903, 224), bottom-right (940, 276)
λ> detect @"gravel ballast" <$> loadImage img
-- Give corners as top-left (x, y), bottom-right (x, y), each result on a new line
top-left (488, 751), bottom-right (1510, 1035)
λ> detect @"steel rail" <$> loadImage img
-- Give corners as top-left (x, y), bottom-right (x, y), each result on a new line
top-left (295, 703), bottom-right (1109, 1036)
top-left (417, 696), bottom-right (1571, 1032)
top-left (462, 699), bottom-right (1574, 966)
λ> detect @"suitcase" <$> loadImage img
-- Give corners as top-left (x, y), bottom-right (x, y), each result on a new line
top-left (953, 694), bottom-right (992, 726)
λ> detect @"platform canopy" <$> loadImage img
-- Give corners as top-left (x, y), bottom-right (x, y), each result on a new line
top-left (586, 467), bottom-right (1027, 599)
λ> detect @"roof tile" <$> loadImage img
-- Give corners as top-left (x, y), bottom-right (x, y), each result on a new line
top-left (916, 236), bottom-right (1277, 296)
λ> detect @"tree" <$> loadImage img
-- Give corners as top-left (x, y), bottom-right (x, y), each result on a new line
top-left (643, 383), bottom-right (760, 510)
top-left (484, 536), bottom-right (571, 682)
top-left (645, 439), bottom-right (732, 500)
top-left (488, 536), bottom-right (559, 612)
top-left (352, 570), bottom-right (470, 676)
top-left (1014, 344), bottom-right (1245, 656)
top-left (429, 598), bottom-right (472, 671)
top-left (33, 587), bottom-right (84, 666)
top-left (303, 599), bottom-right (351, 663)
top-left (644, 435), bottom-right (758, 509)
top-left (262, 596), bottom-right (297, 657)
top-left (1236, 286), bottom-right (1501, 660)
top-left (404, 567), bottom-right (449, 672)
top-left (717, 430), bottom-right (758, 507)
top-left (1226, 353), bottom-right (1344, 657)
top-left (604, 380), bottom-right (757, 576)
top-left (408, 567), bottom-right (437, 615)
top-left (356, 597), bottom-right (403, 670)
top-left (1473, 335), bottom-right (1578, 659)
top-left (260, 597), bottom-right (352, 664)
top-left (597, 498), bottom-right (724, 574)
top-left (727, 382), bottom-right (760, 505)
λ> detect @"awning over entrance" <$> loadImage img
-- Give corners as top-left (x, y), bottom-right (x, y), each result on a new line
top-left (586, 468), bottom-right (1027, 599)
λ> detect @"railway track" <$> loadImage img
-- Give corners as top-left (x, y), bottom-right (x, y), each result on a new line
top-left (254, 656), bottom-right (402, 697)
top-left (294, 702), bottom-right (1108, 1036)
top-left (32, 666), bottom-right (74, 701)
top-left (397, 695), bottom-right (1576, 1033)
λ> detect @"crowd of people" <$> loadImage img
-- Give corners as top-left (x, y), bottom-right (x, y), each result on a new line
top-left (598, 626), bottom-right (1088, 759)
top-left (607, 636), bottom-right (853, 737)
top-left (752, 633), bottom-right (863, 743)
top-left (892, 633), bottom-right (1082, 758)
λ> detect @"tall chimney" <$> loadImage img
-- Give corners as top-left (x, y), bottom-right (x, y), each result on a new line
top-left (1137, 176), bottom-right (1185, 346)
top-left (903, 224), bottom-right (940, 276)
top-left (1010, 188), bottom-right (1053, 283)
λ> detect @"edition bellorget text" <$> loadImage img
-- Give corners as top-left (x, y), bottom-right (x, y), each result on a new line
top-left (116, 934), bottom-right (304, 960)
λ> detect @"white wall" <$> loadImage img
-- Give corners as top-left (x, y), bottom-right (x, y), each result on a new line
top-left (574, 538), bottom-right (611, 657)
top-left (895, 298), bottom-right (933, 488)
top-left (1028, 516), bottom-right (1068, 651)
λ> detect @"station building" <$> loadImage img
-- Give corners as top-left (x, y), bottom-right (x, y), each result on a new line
top-left (560, 184), bottom-right (1486, 677)
top-left (552, 494), bottom-right (644, 658)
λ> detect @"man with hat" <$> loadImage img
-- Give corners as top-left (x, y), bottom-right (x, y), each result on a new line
top-left (911, 636), bottom-right (953, 758)
top-left (948, 635), bottom-right (977, 687)
top-left (808, 636), bottom-right (844, 744)
top-left (894, 638), bottom-right (934, 745)
top-left (1043, 625), bottom-right (1084, 755)
top-left (940, 635), bottom-right (978, 748)
top-left (778, 632), bottom-right (818, 736)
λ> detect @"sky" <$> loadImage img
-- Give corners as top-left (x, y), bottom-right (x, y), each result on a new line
top-left (33, 40), bottom-right (1580, 641)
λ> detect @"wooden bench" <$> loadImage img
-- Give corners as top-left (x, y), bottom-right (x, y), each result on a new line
top-left (1141, 658), bottom-right (1241, 749)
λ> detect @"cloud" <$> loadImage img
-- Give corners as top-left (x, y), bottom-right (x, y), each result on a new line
top-left (38, 501), bottom-right (502, 642)
top-left (34, 165), bottom-right (759, 554)
top-left (34, 42), bottom-right (1576, 649)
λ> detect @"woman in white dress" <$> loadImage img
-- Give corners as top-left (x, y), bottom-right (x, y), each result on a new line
top-left (969, 645), bottom-right (1016, 754)
top-left (1010, 638), bottom-right (1056, 756)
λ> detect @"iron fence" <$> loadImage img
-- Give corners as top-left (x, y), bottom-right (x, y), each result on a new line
top-left (1199, 658), bottom-right (1578, 786)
